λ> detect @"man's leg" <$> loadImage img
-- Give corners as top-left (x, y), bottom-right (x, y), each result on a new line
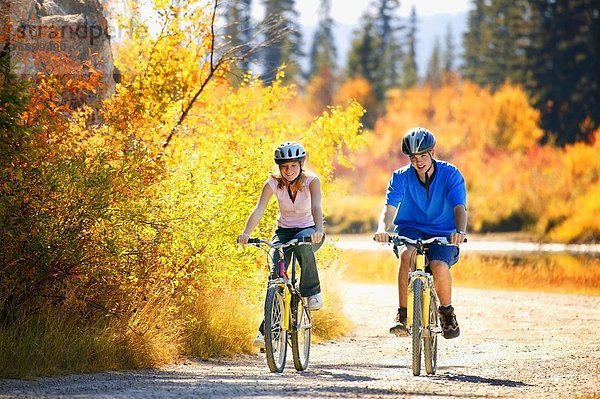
top-left (429, 259), bottom-right (460, 339)
top-left (397, 247), bottom-right (415, 308)
top-left (429, 260), bottom-right (452, 306)
top-left (390, 247), bottom-right (415, 335)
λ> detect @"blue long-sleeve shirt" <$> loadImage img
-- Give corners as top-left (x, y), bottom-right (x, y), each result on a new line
top-left (385, 160), bottom-right (467, 236)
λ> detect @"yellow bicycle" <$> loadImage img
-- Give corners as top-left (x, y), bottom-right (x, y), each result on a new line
top-left (390, 235), bottom-right (458, 376)
top-left (244, 237), bottom-right (312, 373)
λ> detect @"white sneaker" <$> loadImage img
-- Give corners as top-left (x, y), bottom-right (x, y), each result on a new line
top-left (252, 332), bottom-right (265, 349)
top-left (305, 293), bottom-right (323, 311)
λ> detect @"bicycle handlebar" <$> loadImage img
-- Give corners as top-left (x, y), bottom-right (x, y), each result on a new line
top-left (388, 235), bottom-right (467, 246)
top-left (242, 236), bottom-right (313, 248)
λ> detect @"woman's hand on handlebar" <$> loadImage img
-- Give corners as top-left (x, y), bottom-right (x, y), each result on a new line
top-left (310, 230), bottom-right (324, 244)
top-left (237, 233), bottom-right (250, 244)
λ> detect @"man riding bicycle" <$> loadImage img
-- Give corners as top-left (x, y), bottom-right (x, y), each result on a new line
top-left (373, 127), bottom-right (467, 339)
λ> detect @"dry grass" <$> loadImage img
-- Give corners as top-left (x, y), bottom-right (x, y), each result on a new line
top-left (0, 261), bottom-right (352, 379)
top-left (339, 250), bottom-right (600, 296)
top-left (311, 268), bottom-right (354, 341)
top-left (0, 308), bottom-right (139, 379)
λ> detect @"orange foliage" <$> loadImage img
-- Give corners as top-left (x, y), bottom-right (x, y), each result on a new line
top-left (335, 79), bottom-right (600, 242)
top-left (335, 77), bottom-right (376, 112)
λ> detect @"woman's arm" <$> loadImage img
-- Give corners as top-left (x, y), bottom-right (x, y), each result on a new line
top-left (309, 177), bottom-right (324, 243)
top-left (238, 182), bottom-right (274, 244)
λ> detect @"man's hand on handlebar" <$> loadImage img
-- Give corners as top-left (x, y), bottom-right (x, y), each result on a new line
top-left (373, 231), bottom-right (390, 243)
top-left (449, 232), bottom-right (467, 245)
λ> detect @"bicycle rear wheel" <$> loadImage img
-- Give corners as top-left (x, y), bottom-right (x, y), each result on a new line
top-left (291, 294), bottom-right (311, 371)
top-left (411, 278), bottom-right (423, 376)
top-left (424, 288), bottom-right (439, 375)
top-left (264, 284), bottom-right (288, 373)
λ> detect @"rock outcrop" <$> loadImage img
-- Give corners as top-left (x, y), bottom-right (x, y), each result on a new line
top-left (2, 0), bottom-right (117, 99)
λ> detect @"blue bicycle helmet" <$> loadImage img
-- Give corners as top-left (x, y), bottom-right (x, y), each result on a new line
top-left (401, 127), bottom-right (436, 155)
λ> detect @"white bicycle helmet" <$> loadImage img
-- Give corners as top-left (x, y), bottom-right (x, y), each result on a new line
top-left (401, 127), bottom-right (436, 155)
top-left (274, 142), bottom-right (307, 164)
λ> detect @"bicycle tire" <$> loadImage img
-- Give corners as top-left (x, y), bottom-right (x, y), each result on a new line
top-left (424, 287), bottom-right (439, 375)
top-left (411, 278), bottom-right (423, 376)
top-left (291, 294), bottom-right (311, 371)
top-left (264, 284), bottom-right (287, 373)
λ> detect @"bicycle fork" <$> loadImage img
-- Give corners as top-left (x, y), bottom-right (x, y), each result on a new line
top-left (407, 255), bottom-right (431, 333)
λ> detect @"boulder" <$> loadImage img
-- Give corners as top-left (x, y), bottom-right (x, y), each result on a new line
top-left (2, 0), bottom-right (117, 100)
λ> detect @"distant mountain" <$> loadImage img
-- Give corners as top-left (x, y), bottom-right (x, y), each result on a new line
top-left (301, 11), bottom-right (468, 79)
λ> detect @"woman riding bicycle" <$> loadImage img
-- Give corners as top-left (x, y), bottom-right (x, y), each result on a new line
top-left (237, 141), bottom-right (325, 347)
top-left (373, 127), bottom-right (467, 339)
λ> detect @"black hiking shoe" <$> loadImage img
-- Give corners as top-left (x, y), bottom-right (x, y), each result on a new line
top-left (439, 305), bottom-right (460, 339)
top-left (389, 308), bottom-right (409, 336)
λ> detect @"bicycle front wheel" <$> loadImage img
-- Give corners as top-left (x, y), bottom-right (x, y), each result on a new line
top-left (424, 289), bottom-right (439, 375)
top-left (291, 294), bottom-right (311, 371)
top-left (411, 278), bottom-right (424, 376)
top-left (264, 284), bottom-right (288, 373)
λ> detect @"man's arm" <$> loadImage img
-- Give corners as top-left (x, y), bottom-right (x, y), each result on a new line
top-left (373, 204), bottom-right (397, 242)
top-left (450, 204), bottom-right (468, 245)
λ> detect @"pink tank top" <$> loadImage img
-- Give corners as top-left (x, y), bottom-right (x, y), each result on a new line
top-left (267, 175), bottom-right (316, 228)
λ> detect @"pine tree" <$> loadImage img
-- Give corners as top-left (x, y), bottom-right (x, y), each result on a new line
top-left (402, 5), bottom-right (418, 88)
top-left (346, 16), bottom-right (377, 84)
top-left (305, 0), bottom-right (338, 112)
top-left (425, 36), bottom-right (442, 88)
top-left (346, 0), bottom-right (404, 101)
top-left (442, 23), bottom-right (456, 74)
top-left (224, 0), bottom-right (254, 81)
top-left (526, 0), bottom-right (599, 144)
top-left (307, 0), bottom-right (337, 78)
top-left (462, 0), bottom-right (486, 84)
top-left (463, 0), bottom-right (531, 89)
top-left (261, 0), bottom-right (303, 84)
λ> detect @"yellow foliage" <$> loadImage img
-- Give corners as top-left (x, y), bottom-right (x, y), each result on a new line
top-left (1, 1), bottom-right (366, 377)
top-left (492, 83), bottom-right (543, 150)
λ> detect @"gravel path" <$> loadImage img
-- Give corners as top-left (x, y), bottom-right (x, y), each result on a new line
top-left (1, 283), bottom-right (599, 398)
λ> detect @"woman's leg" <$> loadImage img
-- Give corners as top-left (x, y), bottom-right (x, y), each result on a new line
top-left (293, 227), bottom-right (323, 297)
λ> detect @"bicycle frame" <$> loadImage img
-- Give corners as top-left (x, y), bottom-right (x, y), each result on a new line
top-left (391, 235), bottom-right (451, 376)
top-left (406, 240), bottom-right (434, 334)
top-left (243, 236), bottom-right (313, 373)
top-left (273, 251), bottom-right (298, 331)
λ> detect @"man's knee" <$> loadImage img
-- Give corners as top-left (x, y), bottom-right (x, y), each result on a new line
top-left (429, 260), bottom-right (450, 270)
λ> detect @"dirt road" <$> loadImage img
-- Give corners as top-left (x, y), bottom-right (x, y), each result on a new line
top-left (1, 283), bottom-right (599, 398)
